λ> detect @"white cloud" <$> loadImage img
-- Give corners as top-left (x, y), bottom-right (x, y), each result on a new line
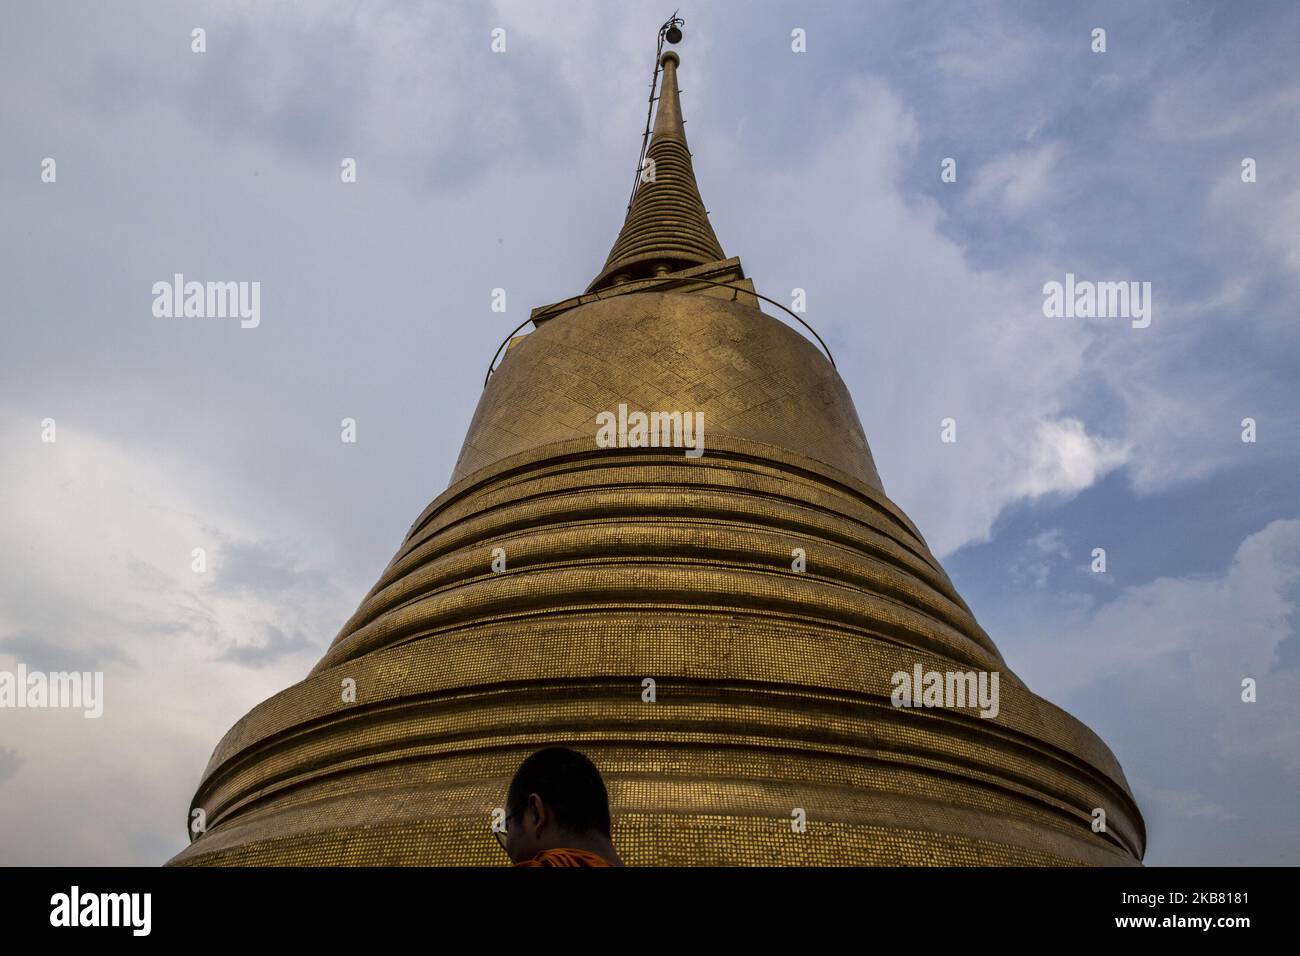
top-left (1016, 518), bottom-right (1300, 773)
top-left (0, 411), bottom-right (356, 864)
top-left (1013, 418), bottom-right (1130, 499)
top-left (1208, 152), bottom-right (1300, 282)
top-left (1149, 79), bottom-right (1300, 145)
top-left (1133, 783), bottom-right (1240, 824)
top-left (1008, 528), bottom-right (1072, 590)
top-left (987, 518), bottom-right (1300, 861)
top-left (911, 12), bottom-right (1046, 91)
top-left (713, 78), bottom-right (1127, 555)
top-left (968, 142), bottom-right (1065, 216)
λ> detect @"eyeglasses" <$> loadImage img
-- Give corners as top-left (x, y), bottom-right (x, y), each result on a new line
top-left (493, 805), bottom-right (524, 857)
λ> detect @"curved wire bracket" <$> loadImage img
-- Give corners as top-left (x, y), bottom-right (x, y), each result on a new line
top-left (483, 317), bottom-right (536, 388)
top-left (483, 275), bottom-right (835, 388)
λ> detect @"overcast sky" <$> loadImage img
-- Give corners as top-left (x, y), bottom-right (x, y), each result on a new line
top-left (1, 0), bottom-right (1297, 866)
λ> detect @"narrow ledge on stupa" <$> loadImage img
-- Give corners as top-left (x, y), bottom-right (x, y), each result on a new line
top-left (529, 256), bottom-right (757, 327)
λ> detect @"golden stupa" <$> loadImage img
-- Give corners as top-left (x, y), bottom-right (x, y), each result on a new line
top-left (169, 35), bottom-right (1144, 866)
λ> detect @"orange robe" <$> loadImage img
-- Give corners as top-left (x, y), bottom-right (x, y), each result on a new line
top-left (513, 847), bottom-right (614, 867)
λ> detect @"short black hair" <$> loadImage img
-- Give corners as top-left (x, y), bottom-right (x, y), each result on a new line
top-left (506, 746), bottom-right (612, 837)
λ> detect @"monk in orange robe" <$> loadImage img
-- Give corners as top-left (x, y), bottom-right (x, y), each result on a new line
top-left (513, 847), bottom-right (615, 867)
top-left (496, 746), bottom-right (624, 867)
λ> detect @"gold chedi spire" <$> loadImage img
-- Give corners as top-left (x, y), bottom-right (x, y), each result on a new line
top-left (168, 29), bottom-right (1144, 868)
top-left (587, 50), bottom-right (726, 293)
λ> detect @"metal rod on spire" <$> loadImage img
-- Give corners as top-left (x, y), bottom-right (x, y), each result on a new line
top-left (625, 12), bottom-right (685, 216)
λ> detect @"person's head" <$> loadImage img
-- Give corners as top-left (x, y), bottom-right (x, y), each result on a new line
top-left (499, 746), bottom-right (613, 863)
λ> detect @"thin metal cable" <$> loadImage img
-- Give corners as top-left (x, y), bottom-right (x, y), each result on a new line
top-left (624, 14), bottom-right (679, 216)
top-left (484, 275), bottom-right (836, 387)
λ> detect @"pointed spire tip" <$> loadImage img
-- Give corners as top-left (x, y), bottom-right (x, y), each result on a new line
top-left (585, 31), bottom-right (725, 293)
